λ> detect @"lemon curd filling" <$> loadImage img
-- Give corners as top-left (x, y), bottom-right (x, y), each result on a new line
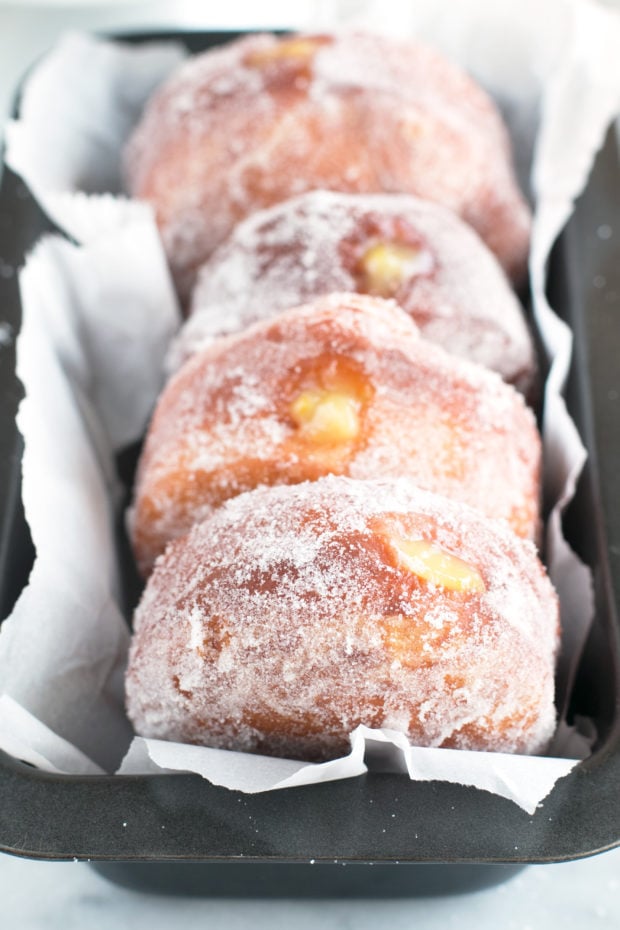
top-left (359, 241), bottom-right (431, 297)
top-left (290, 388), bottom-right (361, 443)
top-left (246, 37), bottom-right (324, 68)
top-left (289, 358), bottom-right (371, 446)
top-left (390, 537), bottom-right (486, 593)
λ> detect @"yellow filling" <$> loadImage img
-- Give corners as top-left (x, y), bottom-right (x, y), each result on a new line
top-left (290, 389), bottom-right (360, 444)
top-left (246, 37), bottom-right (322, 68)
top-left (391, 537), bottom-right (486, 594)
top-left (360, 241), bottom-right (426, 297)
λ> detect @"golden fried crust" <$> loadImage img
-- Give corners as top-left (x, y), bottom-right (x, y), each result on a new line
top-left (125, 477), bottom-right (559, 760)
top-left (170, 191), bottom-right (536, 394)
top-left (124, 32), bottom-right (531, 299)
top-left (129, 294), bottom-right (541, 576)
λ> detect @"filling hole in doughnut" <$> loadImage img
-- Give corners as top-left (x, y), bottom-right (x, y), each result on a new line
top-left (290, 390), bottom-right (360, 443)
top-left (245, 36), bottom-right (330, 69)
top-left (358, 241), bottom-right (435, 297)
top-left (389, 537), bottom-right (486, 593)
top-left (288, 357), bottom-right (372, 446)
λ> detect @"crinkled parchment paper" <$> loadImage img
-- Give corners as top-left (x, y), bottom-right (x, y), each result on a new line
top-left (2, 0), bottom-right (620, 814)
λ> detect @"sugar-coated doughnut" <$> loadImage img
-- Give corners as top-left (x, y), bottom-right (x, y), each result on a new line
top-left (124, 32), bottom-right (531, 299)
top-left (125, 476), bottom-right (559, 760)
top-left (129, 294), bottom-right (541, 576)
top-left (174, 191), bottom-right (535, 392)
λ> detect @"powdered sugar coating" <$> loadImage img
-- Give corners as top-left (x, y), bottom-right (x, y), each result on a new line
top-left (129, 293), bottom-right (541, 575)
top-left (124, 32), bottom-right (531, 299)
top-left (125, 476), bottom-right (559, 760)
top-left (173, 190), bottom-right (535, 391)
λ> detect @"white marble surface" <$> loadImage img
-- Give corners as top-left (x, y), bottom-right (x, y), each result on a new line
top-left (0, 848), bottom-right (620, 928)
top-left (1, 2), bottom-right (620, 925)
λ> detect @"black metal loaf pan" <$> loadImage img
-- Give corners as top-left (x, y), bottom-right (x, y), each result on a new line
top-left (0, 31), bottom-right (619, 897)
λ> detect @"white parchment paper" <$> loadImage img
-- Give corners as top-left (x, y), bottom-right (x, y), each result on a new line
top-left (2, 0), bottom-right (620, 815)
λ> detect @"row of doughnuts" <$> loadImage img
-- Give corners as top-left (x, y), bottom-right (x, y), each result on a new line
top-left (124, 31), bottom-right (559, 762)
top-left (124, 31), bottom-right (531, 299)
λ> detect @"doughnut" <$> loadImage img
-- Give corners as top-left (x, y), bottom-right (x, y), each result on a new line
top-left (124, 31), bottom-right (531, 299)
top-left (125, 476), bottom-right (559, 760)
top-left (173, 190), bottom-right (536, 393)
top-left (129, 293), bottom-right (541, 576)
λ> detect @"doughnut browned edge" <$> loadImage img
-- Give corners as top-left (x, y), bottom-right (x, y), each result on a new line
top-left (129, 294), bottom-right (541, 576)
top-left (125, 476), bottom-right (559, 761)
top-left (174, 190), bottom-right (536, 393)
